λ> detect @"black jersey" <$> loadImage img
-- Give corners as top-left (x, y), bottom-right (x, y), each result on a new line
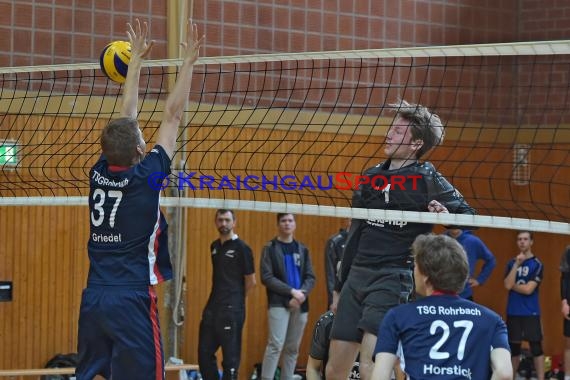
top-left (205, 235), bottom-right (255, 308)
top-left (346, 161), bottom-right (474, 271)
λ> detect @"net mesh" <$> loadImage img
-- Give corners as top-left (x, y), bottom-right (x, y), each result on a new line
top-left (1, 41), bottom-right (569, 233)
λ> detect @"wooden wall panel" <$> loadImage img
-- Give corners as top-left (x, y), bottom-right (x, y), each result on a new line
top-left (178, 208), bottom-right (343, 377)
top-left (0, 206), bottom-right (90, 370)
top-left (1, 136), bottom-right (569, 377)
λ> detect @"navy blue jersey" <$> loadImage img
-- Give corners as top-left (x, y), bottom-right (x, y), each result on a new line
top-left (206, 235), bottom-right (255, 308)
top-left (505, 256), bottom-right (543, 316)
top-left (87, 145), bottom-right (173, 287)
top-left (375, 295), bottom-right (509, 380)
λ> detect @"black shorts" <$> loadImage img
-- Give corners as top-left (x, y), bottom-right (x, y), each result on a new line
top-left (330, 265), bottom-right (413, 342)
top-left (564, 318), bottom-right (570, 337)
top-left (507, 315), bottom-right (543, 342)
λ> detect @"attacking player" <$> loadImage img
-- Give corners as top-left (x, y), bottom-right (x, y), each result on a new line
top-left (372, 234), bottom-right (512, 380)
top-left (76, 19), bottom-right (203, 379)
top-left (327, 101), bottom-right (475, 380)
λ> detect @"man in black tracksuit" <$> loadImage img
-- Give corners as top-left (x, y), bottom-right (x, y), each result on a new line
top-left (198, 209), bottom-right (256, 380)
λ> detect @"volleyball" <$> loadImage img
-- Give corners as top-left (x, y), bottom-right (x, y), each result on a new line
top-left (99, 41), bottom-right (131, 84)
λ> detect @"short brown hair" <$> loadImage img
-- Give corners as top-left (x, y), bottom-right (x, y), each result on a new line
top-left (413, 234), bottom-right (468, 294)
top-left (517, 230), bottom-right (534, 240)
top-left (391, 100), bottom-right (445, 159)
top-left (277, 213), bottom-right (294, 223)
top-left (100, 117), bottom-right (141, 166)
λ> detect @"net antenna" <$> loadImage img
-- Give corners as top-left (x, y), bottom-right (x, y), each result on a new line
top-left (1, 40), bottom-right (570, 235)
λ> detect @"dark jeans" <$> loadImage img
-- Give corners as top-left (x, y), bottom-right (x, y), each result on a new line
top-left (198, 305), bottom-right (245, 380)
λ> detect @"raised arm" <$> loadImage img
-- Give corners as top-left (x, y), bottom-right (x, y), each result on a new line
top-left (121, 19), bottom-right (154, 118)
top-left (156, 19), bottom-right (204, 158)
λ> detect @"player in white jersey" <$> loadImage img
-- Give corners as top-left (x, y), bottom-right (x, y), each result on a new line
top-left (372, 234), bottom-right (512, 380)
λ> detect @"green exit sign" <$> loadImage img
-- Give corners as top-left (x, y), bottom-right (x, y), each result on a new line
top-left (0, 142), bottom-right (18, 166)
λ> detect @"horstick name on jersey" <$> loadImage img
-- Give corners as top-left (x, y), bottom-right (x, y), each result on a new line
top-left (415, 305), bottom-right (482, 316)
top-left (92, 170), bottom-right (129, 188)
top-left (424, 364), bottom-right (472, 379)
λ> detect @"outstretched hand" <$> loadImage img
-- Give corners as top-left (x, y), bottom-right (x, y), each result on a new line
top-left (180, 18), bottom-right (205, 65)
top-left (127, 19), bottom-right (154, 60)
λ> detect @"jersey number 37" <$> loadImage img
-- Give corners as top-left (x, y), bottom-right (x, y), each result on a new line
top-left (90, 189), bottom-right (123, 228)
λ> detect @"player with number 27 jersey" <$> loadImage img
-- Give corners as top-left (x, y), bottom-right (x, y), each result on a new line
top-left (87, 145), bottom-right (173, 287)
top-left (375, 294), bottom-right (509, 380)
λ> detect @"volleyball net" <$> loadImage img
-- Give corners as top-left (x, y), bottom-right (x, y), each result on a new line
top-left (1, 40), bottom-right (570, 234)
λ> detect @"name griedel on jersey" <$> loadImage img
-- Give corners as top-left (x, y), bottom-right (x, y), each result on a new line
top-left (92, 170), bottom-right (129, 188)
top-left (91, 232), bottom-right (122, 243)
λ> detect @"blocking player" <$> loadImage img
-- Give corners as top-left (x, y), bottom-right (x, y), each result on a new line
top-left (372, 234), bottom-right (512, 380)
top-left (76, 19), bottom-right (203, 379)
top-left (326, 100), bottom-right (475, 380)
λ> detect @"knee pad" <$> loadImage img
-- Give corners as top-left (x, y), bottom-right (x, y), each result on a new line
top-left (510, 342), bottom-right (521, 357)
top-left (529, 341), bottom-right (543, 357)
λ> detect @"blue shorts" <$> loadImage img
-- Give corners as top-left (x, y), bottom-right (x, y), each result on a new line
top-left (76, 286), bottom-right (164, 380)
